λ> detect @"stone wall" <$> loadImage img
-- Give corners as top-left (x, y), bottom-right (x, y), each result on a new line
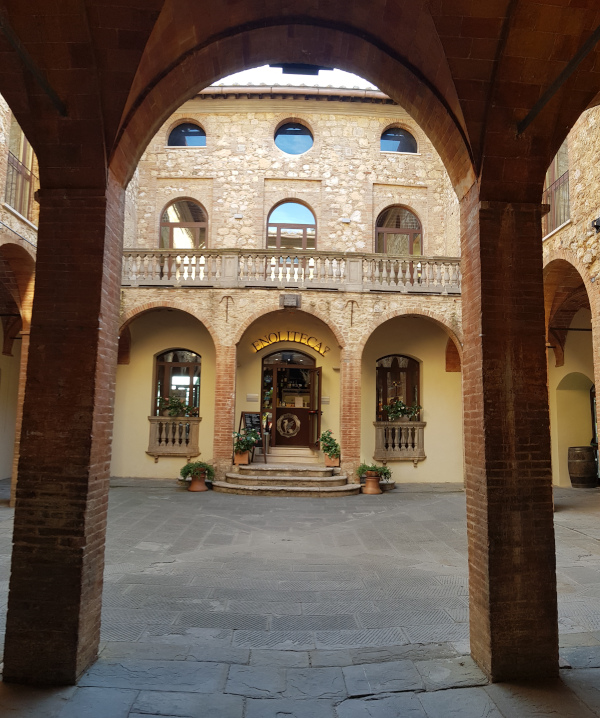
top-left (126, 93), bottom-right (460, 256)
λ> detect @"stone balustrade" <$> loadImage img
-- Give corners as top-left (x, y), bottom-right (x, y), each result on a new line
top-left (122, 249), bottom-right (461, 294)
top-left (373, 420), bottom-right (426, 464)
top-left (146, 416), bottom-right (202, 461)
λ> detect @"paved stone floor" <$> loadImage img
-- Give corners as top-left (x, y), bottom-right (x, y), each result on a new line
top-left (2, 480), bottom-right (600, 715)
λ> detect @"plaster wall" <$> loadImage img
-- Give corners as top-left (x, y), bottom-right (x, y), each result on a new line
top-left (0, 342), bottom-right (20, 479)
top-left (548, 308), bottom-right (595, 486)
top-left (111, 310), bottom-right (216, 479)
top-left (360, 316), bottom-right (463, 484)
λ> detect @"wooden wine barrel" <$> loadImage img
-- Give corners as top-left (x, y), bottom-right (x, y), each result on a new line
top-left (568, 446), bottom-right (598, 488)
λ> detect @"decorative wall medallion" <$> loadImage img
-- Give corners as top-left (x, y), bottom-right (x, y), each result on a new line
top-left (277, 413), bottom-right (301, 437)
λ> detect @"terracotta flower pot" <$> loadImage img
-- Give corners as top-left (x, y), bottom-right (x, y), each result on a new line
top-left (234, 450), bottom-right (250, 465)
top-left (188, 470), bottom-right (208, 492)
top-left (324, 455), bottom-right (340, 467)
top-left (362, 470), bottom-right (382, 495)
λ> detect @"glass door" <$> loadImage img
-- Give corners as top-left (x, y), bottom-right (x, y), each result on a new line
top-left (308, 367), bottom-right (322, 449)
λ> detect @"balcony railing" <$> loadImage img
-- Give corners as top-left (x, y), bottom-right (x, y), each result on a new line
top-left (373, 420), bottom-right (426, 465)
top-left (147, 416), bottom-right (202, 461)
top-left (542, 170), bottom-right (570, 237)
top-left (4, 151), bottom-right (39, 223)
top-left (122, 249), bottom-right (461, 294)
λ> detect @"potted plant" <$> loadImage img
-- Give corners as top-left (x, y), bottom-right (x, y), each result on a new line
top-left (158, 395), bottom-right (193, 417)
top-left (383, 398), bottom-right (422, 422)
top-left (319, 429), bottom-right (341, 467)
top-left (232, 428), bottom-right (261, 465)
top-left (357, 462), bottom-right (394, 493)
top-left (180, 460), bottom-right (215, 492)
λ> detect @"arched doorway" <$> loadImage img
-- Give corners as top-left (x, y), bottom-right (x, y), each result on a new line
top-left (262, 349), bottom-right (321, 448)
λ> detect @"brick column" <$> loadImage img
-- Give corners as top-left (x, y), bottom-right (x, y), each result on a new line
top-left (339, 347), bottom-right (361, 482)
top-left (213, 343), bottom-right (237, 476)
top-left (461, 187), bottom-right (558, 682)
top-left (9, 331), bottom-right (29, 507)
top-left (3, 177), bottom-right (125, 685)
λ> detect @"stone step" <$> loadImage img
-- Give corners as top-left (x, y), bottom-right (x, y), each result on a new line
top-left (255, 448), bottom-right (322, 465)
top-left (225, 473), bottom-right (348, 487)
top-left (239, 463), bottom-right (333, 477)
top-left (212, 481), bottom-right (361, 498)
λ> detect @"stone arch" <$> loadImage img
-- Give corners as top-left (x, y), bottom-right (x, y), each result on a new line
top-left (356, 307), bottom-right (462, 360)
top-left (110, 23), bottom-right (475, 197)
top-left (119, 300), bottom-right (220, 349)
top-left (543, 255), bottom-right (593, 368)
top-left (234, 305), bottom-right (345, 350)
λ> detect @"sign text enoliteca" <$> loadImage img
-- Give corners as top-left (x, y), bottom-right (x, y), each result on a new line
top-left (251, 331), bottom-right (330, 356)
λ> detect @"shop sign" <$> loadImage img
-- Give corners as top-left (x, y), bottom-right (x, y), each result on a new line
top-left (251, 330), bottom-right (330, 356)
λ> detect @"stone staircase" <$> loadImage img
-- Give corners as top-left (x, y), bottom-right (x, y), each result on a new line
top-left (212, 462), bottom-right (361, 497)
top-left (253, 446), bottom-right (321, 464)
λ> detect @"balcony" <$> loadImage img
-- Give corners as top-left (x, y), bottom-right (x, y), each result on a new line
top-left (542, 170), bottom-right (570, 237)
top-left (373, 420), bottom-right (426, 465)
top-left (4, 151), bottom-right (39, 224)
top-left (122, 249), bottom-right (461, 294)
top-left (146, 416), bottom-right (202, 462)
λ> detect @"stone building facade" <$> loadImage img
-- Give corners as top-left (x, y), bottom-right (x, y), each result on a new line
top-left (114, 86), bottom-right (464, 485)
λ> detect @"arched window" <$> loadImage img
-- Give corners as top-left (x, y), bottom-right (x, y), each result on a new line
top-left (375, 206), bottom-right (422, 255)
top-left (160, 199), bottom-right (207, 249)
top-left (155, 349), bottom-right (201, 415)
top-left (274, 122), bottom-right (313, 154)
top-left (168, 122), bottom-right (206, 147)
top-left (376, 354), bottom-right (420, 421)
top-left (267, 202), bottom-right (316, 250)
top-left (380, 127), bottom-right (418, 153)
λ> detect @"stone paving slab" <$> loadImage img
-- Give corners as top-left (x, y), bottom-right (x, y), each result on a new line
top-left (414, 656), bottom-right (487, 691)
top-left (417, 686), bottom-right (504, 717)
top-left (245, 698), bottom-right (337, 718)
top-left (79, 659), bottom-right (228, 693)
top-left (337, 692), bottom-right (428, 718)
top-left (342, 660), bottom-right (424, 696)
top-left (130, 690), bottom-right (244, 718)
top-left (56, 687), bottom-right (137, 718)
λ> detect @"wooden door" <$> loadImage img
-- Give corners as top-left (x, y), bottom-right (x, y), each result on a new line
top-left (272, 364), bottom-right (320, 447)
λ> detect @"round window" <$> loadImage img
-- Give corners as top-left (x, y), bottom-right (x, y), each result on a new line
top-left (274, 122), bottom-right (313, 155)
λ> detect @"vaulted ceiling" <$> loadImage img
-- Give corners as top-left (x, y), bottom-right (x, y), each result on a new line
top-left (0, 1), bottom-right (599, 201)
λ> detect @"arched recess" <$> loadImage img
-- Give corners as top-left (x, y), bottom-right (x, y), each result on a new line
top-left (112, 306), bottom-right (217, 479)
top-left (356, 308), bottom-right (462, 361)
top-left (543, 258), bottom-right (591, 369)
top-left (110, 23), bottom-right (475, 197)
top-left (553, 372), bottom-right (595, 487)
top-left (236, 308), bottom-right (343, 451)
top-left (360, 312), bottom-right (463, 485)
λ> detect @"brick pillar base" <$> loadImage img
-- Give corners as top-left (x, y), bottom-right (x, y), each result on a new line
top-left (339, 348), bottom-right (361, 482)
top-left (213, 343), bottom-right (237, 477)
top-left (3, 177), bottom-right (125, 685)
top-left (461, 188), bottom-right (558, 682)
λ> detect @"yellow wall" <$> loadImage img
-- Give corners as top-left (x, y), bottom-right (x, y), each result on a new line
top-left (361, 316), bottom-right (463, 484)
top-left (111, 309), bottom-right (216, 478)
top-left (0, 342), bottom-right (20, 479)
top-left (236, 310), bottom-right (341, 447)
top-left (548, 308), bottom-right (595, 486)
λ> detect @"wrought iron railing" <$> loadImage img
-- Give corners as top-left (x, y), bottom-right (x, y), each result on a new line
top-left (542, 171), bottom-right (569, 237)
top-left (4, 152), bottom-right (39, 223)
